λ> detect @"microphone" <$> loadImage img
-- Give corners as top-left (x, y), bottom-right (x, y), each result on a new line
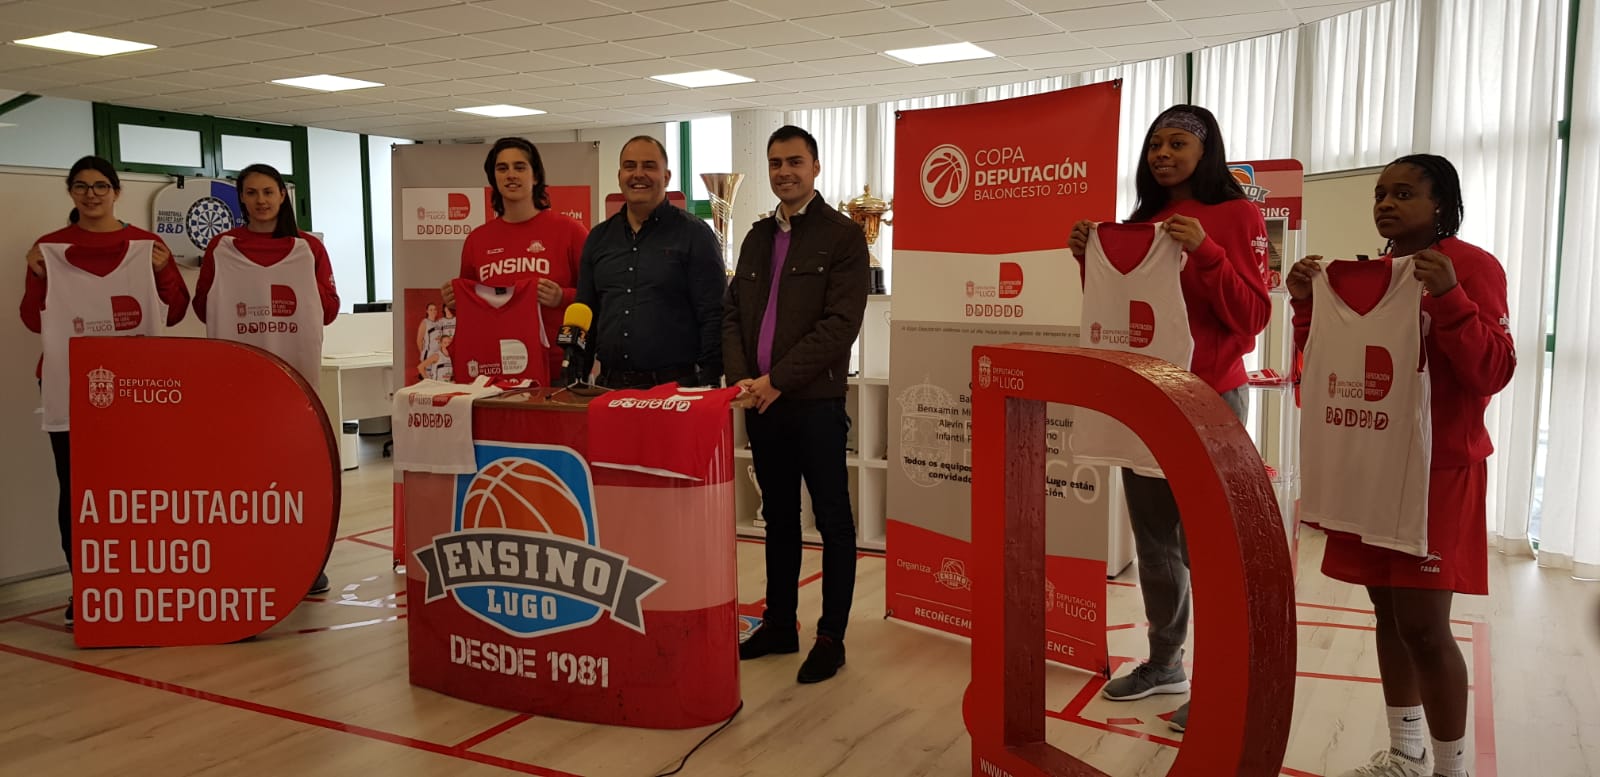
top-left (558, 303), bottom-right (593, 386)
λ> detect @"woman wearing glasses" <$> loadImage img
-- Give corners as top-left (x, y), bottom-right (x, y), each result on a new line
top-left (19, 155), bottom-right (190, 630)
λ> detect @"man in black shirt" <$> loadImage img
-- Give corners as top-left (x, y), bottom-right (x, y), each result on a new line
top-left (576, 136), bottom-right (725, 388)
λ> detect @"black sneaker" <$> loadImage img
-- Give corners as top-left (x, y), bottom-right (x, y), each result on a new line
top-left (63, 601), bottom-right (74, 632)
top-left (307, 572), bottom-right (330, 596)
top-left (797, 636), bottom-right (845, 683)
top-left (738, 623), bottom-right (799, 659)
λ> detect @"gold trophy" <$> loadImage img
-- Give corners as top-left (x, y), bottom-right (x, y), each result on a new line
top-left (839, 185), bottom-right (891, 294)
top-left (700, 173), bottom-right (744, 276)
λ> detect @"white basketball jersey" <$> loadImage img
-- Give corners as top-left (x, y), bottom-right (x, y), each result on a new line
top-left (391, 376), bottom-right (504, 474)
top-left (1070, 223), bottom-right (1191, 477)
top-left (1300, 257), bottom-right (1432, 557)
top-left (204, 235), bottom-right (324, 385)
top-left (39, 240), bottom-right (163, 431)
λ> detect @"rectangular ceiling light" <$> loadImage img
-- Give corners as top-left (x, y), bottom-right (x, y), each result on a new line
top-left (884, 42), bottom-right (995, 65)
top-left (453, 104), bottom-right (546, 118)
top-left (271, 74), bottom-right (384, 92)
top-left (649, 69), bottom-right (753, 88)
top-left (13, 32), bottom-right (156, 56)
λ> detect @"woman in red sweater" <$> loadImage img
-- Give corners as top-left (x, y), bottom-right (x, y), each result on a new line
top-left (443, 137), bottom-right (586, 382)
top-left (20, 155), bottom-right (191, 629)
top-left (192, 162), bottom-right (339, 595)
top-left (1068, 105), bottom-right (1272, 733)
top-left (1287, 155), bottom-right (1514, 777)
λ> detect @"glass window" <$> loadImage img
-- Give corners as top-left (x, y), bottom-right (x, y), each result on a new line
top-left (221, 134), bottom-right (294, 174)
top-left (117, 123), bottom-right (202, 168)
top-left (688, 115), bottom-right (732, 201)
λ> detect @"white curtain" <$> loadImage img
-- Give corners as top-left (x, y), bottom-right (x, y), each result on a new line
top-left (1541, 0), bottom-right (1600, 578)
top-left (1298, 0), bottom-right (1422, 172)
top-left (1195, 30), bottom-right (1299, 161)
top-left (1063, 58), bottom-right (1187, 218)
top-left (1421, 0), bottom-right (1563, 560)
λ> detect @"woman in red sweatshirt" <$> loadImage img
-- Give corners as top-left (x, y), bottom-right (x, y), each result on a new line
top-left (1287, 155), bottom-right (1514, 777)
top-left (192, 162), bottom-right (339, 595)
top-left (1068, 105), bottom-right (1272, 734)
top-left (20, 155), bottom-right (191, 629)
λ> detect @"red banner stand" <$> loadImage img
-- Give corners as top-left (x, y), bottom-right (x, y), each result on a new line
top-left (964, 345), bottom-right (1294, 777)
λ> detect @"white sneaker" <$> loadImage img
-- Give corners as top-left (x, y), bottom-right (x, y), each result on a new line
top-left (1336, 749), bottom-right (1430, 777)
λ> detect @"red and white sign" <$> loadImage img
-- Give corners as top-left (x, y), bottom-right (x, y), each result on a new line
top-left (1229, 159), bottom-right (1304, 229)
top-left (887, 82), bottom-right (1122, 675)
top-left (401, 188), bottom-right (493, 240)
top-left (71, 337), bottom-right (339, 647)
top-left (403, 388), bottom-right (742, 729)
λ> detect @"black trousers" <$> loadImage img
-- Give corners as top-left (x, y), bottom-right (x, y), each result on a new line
top-left (49, 431), bottom-right (71, 570)
top-left (745, 397), bottom-right (857, 640)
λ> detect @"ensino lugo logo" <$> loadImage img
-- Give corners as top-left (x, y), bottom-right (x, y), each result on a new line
top-left (414, 444), bottom-right (663, 638)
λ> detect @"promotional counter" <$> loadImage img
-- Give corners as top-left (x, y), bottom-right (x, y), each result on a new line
top-left (401, 385), bottom-right (742, 729)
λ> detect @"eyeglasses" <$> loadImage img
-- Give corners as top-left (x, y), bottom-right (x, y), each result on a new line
top-left (70, 182), bottom-right (113, 195)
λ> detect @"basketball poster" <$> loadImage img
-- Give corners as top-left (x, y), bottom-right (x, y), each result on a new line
top-left (887, 82), bottom-right (1122, 675)
top-left (404, 388), bottom-right (742, 729)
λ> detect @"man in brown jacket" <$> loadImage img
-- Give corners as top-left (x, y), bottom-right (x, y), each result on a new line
top-left (723, 125), bottom-right (868, 683)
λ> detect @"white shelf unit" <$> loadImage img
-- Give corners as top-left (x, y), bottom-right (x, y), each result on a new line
top-left (1244, 221), bottom-right (1304, 547)
top-left (732, 295), bottom-right (891, 552)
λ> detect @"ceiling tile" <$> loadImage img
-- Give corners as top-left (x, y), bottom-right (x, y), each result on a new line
top-left (808, 53), bottom-right (911, 75)
top-left (640, 1), bottom-right (781, 31)
top-left (400, 59), bottom-right (516, 80)
top-left (316, 0), bottom-right (458, 12)
top-left (1010, 0), bottom-right (1139, 12)
top-left (1081, 20), bottom-right (1190, 45)
top-left (335, 45), bottom-right (450, 68)
top-left (761, 38), bottom-right (875, 61)
top-left (795, 9), bottom-right (924, 37)
top-left (224, 0), bottom-right (374, 26)
top-left (842, 27), bottom-right (961, 50)
top-left (620, 32), bottom-right (739, 57)
top-left (678, 48), bottom-right (788, 69)
top-left (395, 35), bottom-right (526, 60)
top-left (318, 16), bottom-right (445, 44)
top-left (1045, 3), bottom-right (1172, 30)
top-left (734, 0), bottom-right (880, 17)
top-left (469, 25), bottom-right (604, 49)
top-left (388, 4), bottom-right (538, 34)
top-left (533, 83), bottom-right (619, 100)
top-left (541, 42), bottom-right (658, 65)
top-left (602, 77), bottom-right (687, 94)
top-left (1156, 0), bottom-right (1287, 21)
top-left (239, 28), bottom-right (374, 54)
top-left (1293, 2), bottom-right (1376, 23)
top-left (198, 61), bottom-right (315, 81)
top-left (470, 0), bottom-right (627, 24)
top-left (530, 65), bottom-right (638, 84)
top-left (77, 20), bottom-right (225, 48)
top-left (727, 61), bottom-right (832, 81)
top-left (0, 45), bottom-right (99, 72)
top-left (982, 33), bottom-right (1092, 57)
top-left (937, 16), bottom-right (1064, 41)
top-left (460, 51), bottom-right (587, 73)
top-left (1096, 37), bottom-right (1199, 60)
top-left (173, 38), bottom-right (304, 63)
top-left (705, 21), bottom-right (827, 48)
top-left (599, 58), bottom-right (699, 77)
top-left (553, 13), bottom-right (687, 40)
top-left (135, 71), bottom-right (254, 90)
top-left (456, 74), bottom-right (566, 92)
top-left (155, 8), bottom-right (295, 36)
top-left (0, 1), bottom-right (123, 31)
top-left (1180, 9), bottom-right (1299, 36)
top-left (1007, 49), bottom-right (1118, 69)
top-left (43, 0), bottom-right (195, 20)
top-left (893, 0), bottom-right (1031, 26)
top-left (46, 57), bottom-right (184, 80)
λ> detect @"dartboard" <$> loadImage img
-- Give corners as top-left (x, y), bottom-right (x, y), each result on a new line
top-left (186, 196), bottom-right (235, 248)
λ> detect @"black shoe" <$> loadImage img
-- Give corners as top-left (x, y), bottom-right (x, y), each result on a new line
top-left (307, 572), bottom-right (330, 596)
top-left (63, 601), bottom-right (74, 632)
top-left (797, 636), bottom-right (845, 683)
top-left (738, 623), bottom-right (798, 659)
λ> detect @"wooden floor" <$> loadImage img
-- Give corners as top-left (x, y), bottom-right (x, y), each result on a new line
top-left (3, 439), bottom-right (1598, 777)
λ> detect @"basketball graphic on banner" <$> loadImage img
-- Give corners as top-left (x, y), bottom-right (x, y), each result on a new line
top-left (462, 458), bottom-right (588, 539)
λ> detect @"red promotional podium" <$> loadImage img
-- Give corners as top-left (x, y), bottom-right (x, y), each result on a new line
top-left (402, 387), bottom-right (741, 729)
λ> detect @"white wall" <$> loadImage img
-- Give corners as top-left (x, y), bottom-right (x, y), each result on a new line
top-left (367, 135), bottom-right (411, 303)
top-left (0, 167), bottom-right (202, 582)
top-left (0, 97), bottom-right (94, 170)
top-left (308, 128), bottom-right (367, 312)
top-left (530, 123), bottom-right (668, 222)
top-left (1304, 167), bottom-right (1387, 259)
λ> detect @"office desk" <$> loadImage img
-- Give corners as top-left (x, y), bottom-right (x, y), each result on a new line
top-left (319, 352), bottom-right (393, 467)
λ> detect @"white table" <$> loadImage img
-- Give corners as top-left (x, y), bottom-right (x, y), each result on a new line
top-left (319, 352), bottom-right (394, 469)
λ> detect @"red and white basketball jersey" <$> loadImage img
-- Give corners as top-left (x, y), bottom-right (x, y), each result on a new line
top-left (39, 240), bottom-right (163, 431)
top-left (450, 278), bottom-right (548, 386)
top-left (204, 235), bottom-right (324, 384)
top-left (587, 385), bottom-right (743, 481)
top-left (391, 376), bottom-right (505, 474)
top-left (1300, 257), bottom-right (1432, 557)
top-left (1071, 223), bottom-right (1191, 476)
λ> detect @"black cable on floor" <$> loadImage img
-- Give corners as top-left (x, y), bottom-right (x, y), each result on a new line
top-left (652, 700), bottom-right (745, 777)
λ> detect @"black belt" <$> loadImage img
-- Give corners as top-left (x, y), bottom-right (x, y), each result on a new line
top-left (598, 365), bottom-right (699, 389)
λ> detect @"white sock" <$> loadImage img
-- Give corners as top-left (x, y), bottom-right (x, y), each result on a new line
top-left (1432, 736), bottom-right (1469, 776)
top-left (1386, 705), bottom-right (1426, 760)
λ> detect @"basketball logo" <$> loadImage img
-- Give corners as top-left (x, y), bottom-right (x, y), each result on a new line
top-left (461, 458), bottom-right (588, 541)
